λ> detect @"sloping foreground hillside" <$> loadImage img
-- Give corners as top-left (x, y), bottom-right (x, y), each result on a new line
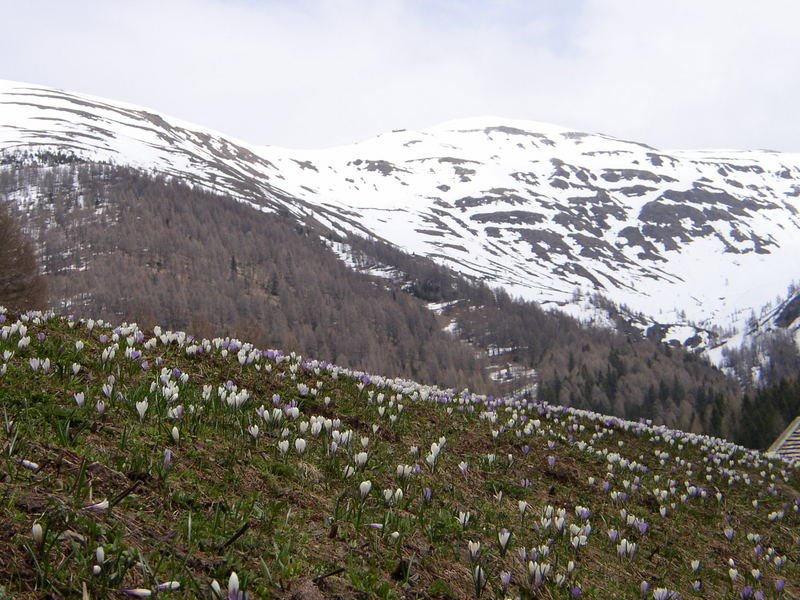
top-left (0, 309), bottom-right (797, 599)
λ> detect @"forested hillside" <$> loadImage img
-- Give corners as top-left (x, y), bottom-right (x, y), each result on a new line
top-left (737, 375), bottom-right (800, 449)
top-left (2, 156), bottom-right (490, 391)
top-left (343, 236), bottom-right (740, 439)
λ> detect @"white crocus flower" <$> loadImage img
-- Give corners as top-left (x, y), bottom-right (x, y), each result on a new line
top-left (359, 480), bottom-right (372, 499)
top-left (467, 540), bottom-right (481, 562)
top-left (354, 452), bottom-right (368, 469)
top-left (457, 511), bottom-right (471, 529)
top-left (135, 399), bottom-right (148, 422)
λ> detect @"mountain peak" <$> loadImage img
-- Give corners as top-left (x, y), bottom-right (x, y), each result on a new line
top-left (427, 115), bottom-right (576, 136)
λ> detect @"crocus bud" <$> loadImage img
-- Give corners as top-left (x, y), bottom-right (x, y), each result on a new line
top-left (156, 582), bottom-right (180, 591)
top-left (84, 499), bottom-right (109, 512)
top-left (473, 565), bottom-right (487, 596)
top-left (500, 571), bottom-right (511, 591)
top-left (359, 480), bottom-right (372, 499)
top-left (163, 448), bottom-right (173, 470)
top-left (498, 529), bottom-right (511, 554)
top-left (354, 452), bottom-right (368, 468)
top-left (228, 572), bottom-right (239, 596)
top-left (32, 523), bottom-right (43, 546)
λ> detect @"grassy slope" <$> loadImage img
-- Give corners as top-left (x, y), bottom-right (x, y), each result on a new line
top-left (0, 309), bottom-right (797, 599)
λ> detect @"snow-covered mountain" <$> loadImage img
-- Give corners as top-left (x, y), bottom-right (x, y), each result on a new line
top-left (2, 80), bottom-right (800, 356)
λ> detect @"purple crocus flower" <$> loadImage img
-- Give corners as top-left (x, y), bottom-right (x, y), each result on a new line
top-left (163, 448), bottom-right (172, 470)
top-left (500, 571), bottom-right (511, 592)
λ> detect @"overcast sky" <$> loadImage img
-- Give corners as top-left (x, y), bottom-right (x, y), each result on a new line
top-left (2, 0), bottom-right (798, 151)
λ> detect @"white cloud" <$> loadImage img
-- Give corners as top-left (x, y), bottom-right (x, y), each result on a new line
top-left (1, 0), bottom-right (798, 150)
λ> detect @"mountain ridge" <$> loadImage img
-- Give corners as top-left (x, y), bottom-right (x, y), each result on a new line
top-left (2, 79), bottom-right (800, 365)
